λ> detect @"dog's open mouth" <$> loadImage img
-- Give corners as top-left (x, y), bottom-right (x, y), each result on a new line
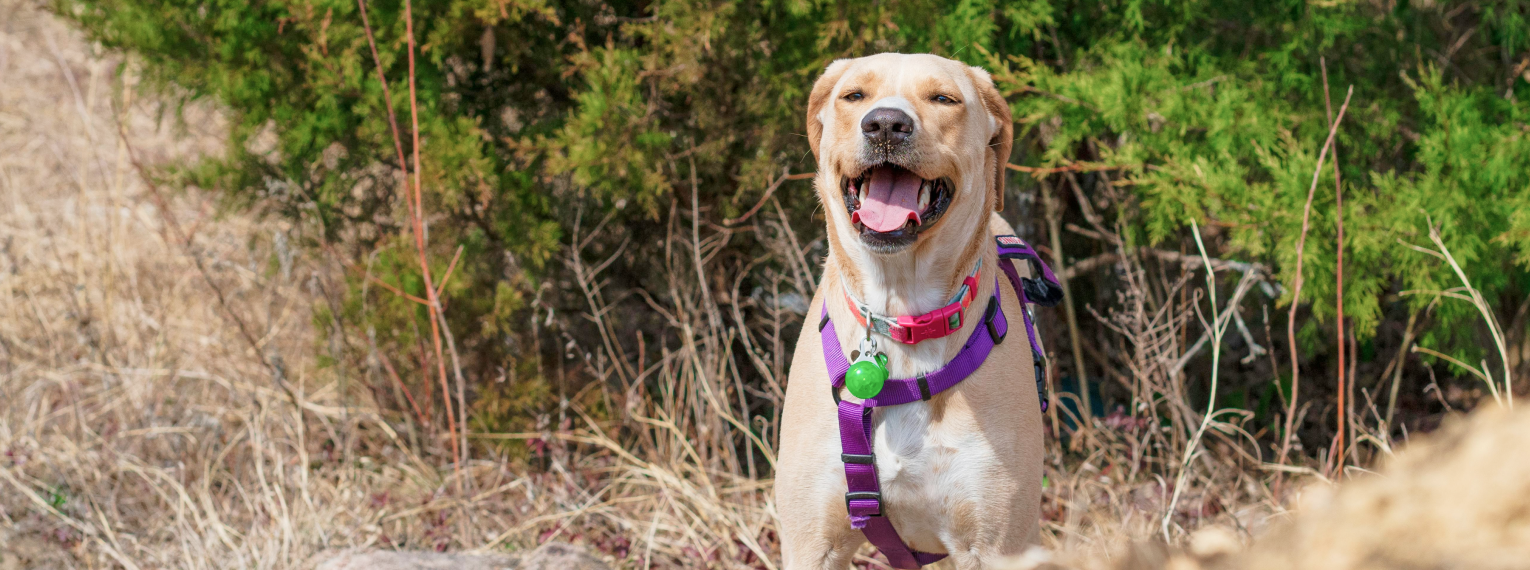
top-left (842, 164), bottom-right (952, 250)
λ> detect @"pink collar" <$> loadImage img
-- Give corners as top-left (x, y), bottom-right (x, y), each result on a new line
top-left (840, 260), bottom-right (982, 345)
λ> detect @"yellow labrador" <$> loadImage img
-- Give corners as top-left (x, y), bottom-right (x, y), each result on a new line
top-left (775, 53), bottom-right (1045, 570)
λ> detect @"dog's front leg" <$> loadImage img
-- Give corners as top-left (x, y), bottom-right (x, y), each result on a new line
top-left (938, 507), bottom-right (1039, 570)
top-left (943, 546), bottom-right (1015, 570)
top-left (777, 295), bottom-right (867, 570)
top-left (775, 446), bottom-right (863, 570)
top-left (777, 517), bottom-right (861, 570)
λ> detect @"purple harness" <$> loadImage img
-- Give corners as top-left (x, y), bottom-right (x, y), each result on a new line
top-left (819, 235), bottom-right (1060, 569)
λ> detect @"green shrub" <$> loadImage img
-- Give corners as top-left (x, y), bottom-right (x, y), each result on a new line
top-left (58, 0), bottom-right (1530, 459)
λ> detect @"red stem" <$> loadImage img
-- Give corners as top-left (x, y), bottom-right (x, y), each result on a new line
top-left (356, 0), bottom-right (462, 477)
top-left (1276, 84), bottom-right (1354, 494)
top-left (400, 0), bottom-right (462, 475)
top-left (1323, 59), bottom-right (1347, 479)
top-left (379, 351), bottom-right (428, 425)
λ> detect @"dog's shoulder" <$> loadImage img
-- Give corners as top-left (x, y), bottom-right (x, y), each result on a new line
top-left (986, 212), bottom-right (1016, 238)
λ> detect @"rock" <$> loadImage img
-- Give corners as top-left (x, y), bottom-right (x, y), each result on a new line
top-left (317, 542), bottom-right (610, 570)
top-left (318, 551), bottom-right (518, 570)
top-left (518, 542), bottom-right (612, 570)
top-left (1225, 405), bottom-right (1530, 569)
top-left (1003, 406), bottom-right (1530, 570)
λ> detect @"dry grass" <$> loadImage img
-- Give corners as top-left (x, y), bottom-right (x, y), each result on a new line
top-left (0, 2), bottom-right (1434, 569)
top-left (0, 1), bottom-right (410, 566)
top-left (0, 4), bottom-right (774, 567)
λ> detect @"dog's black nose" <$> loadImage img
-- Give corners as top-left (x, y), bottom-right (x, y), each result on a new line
top-left (861, 108), bottom-right (914, 144)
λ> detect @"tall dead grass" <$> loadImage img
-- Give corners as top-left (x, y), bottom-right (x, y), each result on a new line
top-left (0, 3), bottom-right (778, 567)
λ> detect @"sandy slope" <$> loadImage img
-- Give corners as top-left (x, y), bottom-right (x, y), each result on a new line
top-left (0, 1), bottom-right (338, 566)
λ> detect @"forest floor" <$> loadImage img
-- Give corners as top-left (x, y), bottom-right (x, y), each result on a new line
top-left (0, 3), bottom-right (1300, 569)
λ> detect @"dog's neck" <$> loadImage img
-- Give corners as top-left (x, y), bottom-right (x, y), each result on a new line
top-left (824, 222), bottom-right (993, 370)
top-left (833, 236), bottom-right (987, 318)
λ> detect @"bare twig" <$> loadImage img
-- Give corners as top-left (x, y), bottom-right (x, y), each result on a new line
top-left (1041, 178), bottom-right (1091, 420)
top-left (1007, 161), bottom-right (1136, 177)
top-left (1402, 218), bottom-right (1515, 408)
top-left (322, 242), bottom-right (431, 305)
top-left (1163, 220), bottom-right (1230, 541)
top-left (356, 0), bottom-right (468, 505)
top-left (111, 114), bottom-right (306, 415)
top-left (1168, 269), bottom-right (1259, 378)
top-left (1062, 171), bottom-right (1119, 246)
top-left (1384, 308), bottom-right (1422, 430)
top-left (1059, 248), bottom-right (1273, 281)
top-left (435, 244), bottom-right (466, 297)
top-left (376, 341), bottom-right (428, 426)
top-left (723, 168), bottom-right (813, 226)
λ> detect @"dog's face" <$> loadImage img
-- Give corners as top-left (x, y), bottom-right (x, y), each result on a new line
top-left (807, 53), bottom-right (1013, 255)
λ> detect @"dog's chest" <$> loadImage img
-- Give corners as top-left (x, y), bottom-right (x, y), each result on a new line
top-left (868, 403), bottom-right (998, 545)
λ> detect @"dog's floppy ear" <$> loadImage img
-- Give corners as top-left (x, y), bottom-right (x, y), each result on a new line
top-left (969, 65), bottom-right (1014, 212)
top-left (806, 59), bottom-right (851, 161)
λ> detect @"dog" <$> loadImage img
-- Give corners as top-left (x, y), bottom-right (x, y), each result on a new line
top-left (775, 53), bottom-right (1046, 570)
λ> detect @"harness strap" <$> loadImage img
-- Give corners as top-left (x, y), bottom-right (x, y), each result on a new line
top-left (999, 255), bottom-right (1050, 414)
top-left (823, 236), bottom-right (1058, 569)
top-left (996, 235), bottom-right (1065, 307)
top-left (822, 284), bottom-right (1005, 569)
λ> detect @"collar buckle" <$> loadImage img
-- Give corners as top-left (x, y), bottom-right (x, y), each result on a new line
top-left (843, 260), bottom-right (982, 345)
top-left (889, 301), bottom-right (964, 344)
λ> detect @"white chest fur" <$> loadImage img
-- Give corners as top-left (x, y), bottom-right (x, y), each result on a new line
top-left (868, 401), bottom-right (1001, 552)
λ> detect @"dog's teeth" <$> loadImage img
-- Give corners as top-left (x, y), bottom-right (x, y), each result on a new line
top-left (858, 180), bottom-right (868, 203)
top-left (918, 181), bottom-right (931, 211)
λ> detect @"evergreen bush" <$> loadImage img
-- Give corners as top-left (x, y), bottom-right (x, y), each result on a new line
top-left (57, 0), bottom-right (1530, 460)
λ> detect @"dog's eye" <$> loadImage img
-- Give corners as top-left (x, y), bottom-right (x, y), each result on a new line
top-left (843, 91), bottom-right (864, 102)
top-left (932, 94), bottom-right (959, 105)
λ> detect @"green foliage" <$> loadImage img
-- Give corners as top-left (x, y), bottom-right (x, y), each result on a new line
top-left (57, 0), bottom-right (1530, 442)
top-left (545, 47), bottom-right (672, 214)
top-left (981, 0), bottom-right (1530, 366)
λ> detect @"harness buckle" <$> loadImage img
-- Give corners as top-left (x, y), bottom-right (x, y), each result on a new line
top-left (984, 296), bottom-right (1005, 345)
top-left (845, 491), bottom-right (882, 517)
top-left (841, 453), bottom-right (876, 465)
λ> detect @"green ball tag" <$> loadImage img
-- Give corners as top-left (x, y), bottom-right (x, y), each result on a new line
top-left (845, 355), bottom-right (889, 399)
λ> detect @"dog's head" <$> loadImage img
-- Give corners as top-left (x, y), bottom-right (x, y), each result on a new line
top-left (807, 53), bottom-right (1013, 255)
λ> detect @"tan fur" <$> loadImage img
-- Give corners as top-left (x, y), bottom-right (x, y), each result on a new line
top-left (776, 53), bottom-right (1041, 570)
top-left (1003, 406), bottom-right (1530, 570)
top-left (1228, 405), bottom-right (1530, 569)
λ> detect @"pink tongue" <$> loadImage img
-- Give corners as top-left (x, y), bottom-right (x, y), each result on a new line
top-left (852, 168), bottom-right (923, 232)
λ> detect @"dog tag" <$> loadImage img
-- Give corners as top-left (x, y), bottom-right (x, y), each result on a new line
top-left (846, 346), bottom-right (889, 400)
